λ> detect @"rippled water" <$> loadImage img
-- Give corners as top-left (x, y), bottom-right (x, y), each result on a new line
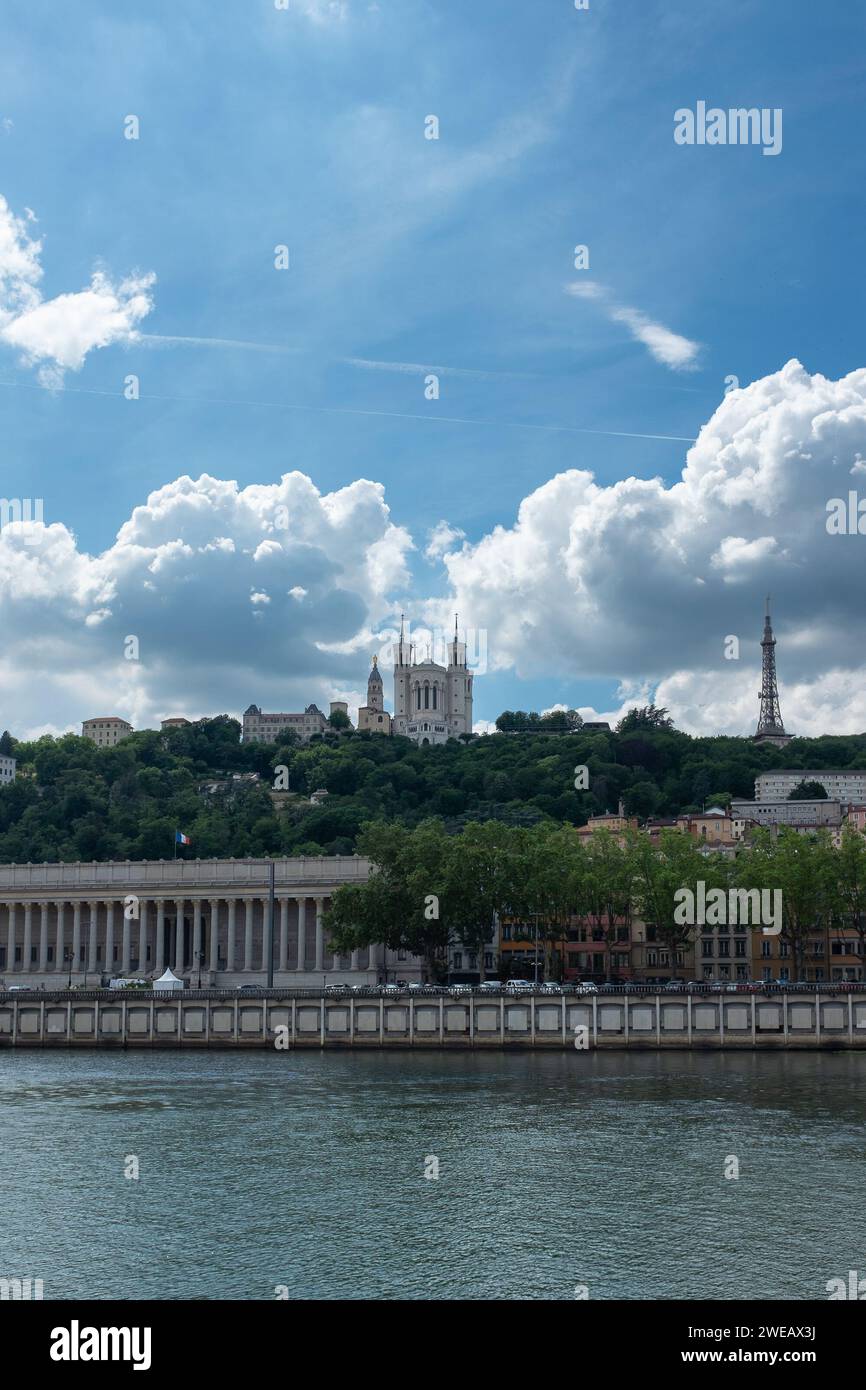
top-left (0, 1050), bottom-right (863, 1300)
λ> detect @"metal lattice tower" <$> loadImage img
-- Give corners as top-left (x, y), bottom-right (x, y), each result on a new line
top-left (754, 595), bottom-right (789, 740)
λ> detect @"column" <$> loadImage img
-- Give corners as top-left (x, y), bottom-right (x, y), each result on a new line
top-left (71, 902), bottom-right (80, 974)
top-left (314, 899), bottom-right (324, 972)
top-left (88, 901), bottom-right (99, 976)
top-left (351, 949), bottom-right (360, 972)
top-left (208, 899), bottom-right (220, 975)
top-left (192, 900), bottom-right (202, 980)
top-left (243, 898), bottom-right (253, 972)
top-left (174, 899), bottom-right (185, 974)
top-left (137, 900), bottom-right (148, 976)
top-left (279, 899), bottom-right (289, 973)
top-left (22, 902), bottom-right (33, 976)
top-left (7, 903), bottom-right (16, 974)
top-left (227, 899), bottom-right (237, 973)
top-left (105, 901), bottom-right (116, 977)
top-left (368, 942), bottom-right (379, 978)
top-left (296, 898), bottom-right (306, 972)
top-left (155, 900), bottom-right (165, 975)
top-left (122, 900), bottom-right (132, 975)
top-left (261, 897), bottom-right (276, 973)
top-left (38, 901), bottom-right (49, 973)
top-left (54, 901), bottom-right (65, 973)
top-left (329, 898), bottom-right (340, 971)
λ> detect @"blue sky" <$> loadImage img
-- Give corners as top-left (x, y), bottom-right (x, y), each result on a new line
top-left (2, 0), bottom-right (866, 738)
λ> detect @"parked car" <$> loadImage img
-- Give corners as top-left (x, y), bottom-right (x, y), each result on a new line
top-left (575, 981), bottom-right (599, 995)
top-left (382, 983), bottom-right (401, 995)
top-left (505, 978), bottom-right (533, 993)
top-left (324, 983), bottom-right (348, 996)
top-left (662, 978), bottom-right (686, 991)
top-left (449, 983), bottom-right (472, 996)
top-left (478, 980), bottom-right (503, 993)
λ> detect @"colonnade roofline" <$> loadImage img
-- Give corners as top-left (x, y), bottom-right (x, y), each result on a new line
top-left (0, 855), bottom-right (373, 891)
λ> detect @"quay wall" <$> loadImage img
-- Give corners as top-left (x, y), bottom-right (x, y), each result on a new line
top-left (1, 990), bottom-right (865, 1049)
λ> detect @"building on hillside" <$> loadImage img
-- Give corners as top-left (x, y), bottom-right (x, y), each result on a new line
top-left (581, 721), bottom-right (612, 732)
top-left (356, 656), bottom-right (392, 734)
top-left (82, 717), bottom-right (133, 747)
top-left (677, 808), bottom-right (736, 842)
top-left (755, 770), bottom-right (866, 803)
top-left (161, 717), bottom-right (191, 730)
top-left (642, 816), bottom-right (681, 842)
top-left (199, 773), bottom-right (261, 799)
top-left (392, 615), bottom-right (473, 746)
top-left (242, 703), bottom-right (328, 744)
top-left (0, 755), bottom-right (16, 785)
top-left (730, 798), bottom-right (842, 829)
top-left (576, 801), bottom-right (638, 839)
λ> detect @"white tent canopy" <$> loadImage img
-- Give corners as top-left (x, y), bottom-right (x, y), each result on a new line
top-left (153, 968), bottom-right (184, 992)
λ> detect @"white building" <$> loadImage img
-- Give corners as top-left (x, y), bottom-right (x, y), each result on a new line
top-left (731, 797), bottom-right (842, 828)
top-left (0, 856), bottom-right (424, 987)
top-left (392, 616), bottom-right (473, 746)
top-left (82, 717), bottom-right (133, 747)
top-left (755, 769), bottom-right (866, 803)
top-left (0, 755), bottom-right (15, 785)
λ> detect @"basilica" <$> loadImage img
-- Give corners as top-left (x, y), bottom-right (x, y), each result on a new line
top-left (370, 615), bottom-right (474, 746)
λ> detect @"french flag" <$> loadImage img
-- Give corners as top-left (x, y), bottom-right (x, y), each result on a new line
top-left (175, 830), bottom-right (191, 846)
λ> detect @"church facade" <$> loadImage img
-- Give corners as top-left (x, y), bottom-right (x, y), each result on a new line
top-left (390, 617), bottom-right (474, 746)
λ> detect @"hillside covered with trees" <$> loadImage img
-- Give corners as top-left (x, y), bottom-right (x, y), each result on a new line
top-left (0, 709), bottom-right (865, 863)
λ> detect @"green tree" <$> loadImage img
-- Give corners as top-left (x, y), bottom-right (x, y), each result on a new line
top-left (616, 705), bottom-right (675, 733)
top-left (742, 828), bottom-right (836, 979)
top-left (630, 829), bottom-right (716, 979)
top-left (787, 780), bottom-right (828, 800)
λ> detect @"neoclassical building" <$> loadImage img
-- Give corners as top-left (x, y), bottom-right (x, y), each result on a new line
top-left (0, 857), bottom-right (423, 987)
top-left (392, 616), bottom-right (473, 746)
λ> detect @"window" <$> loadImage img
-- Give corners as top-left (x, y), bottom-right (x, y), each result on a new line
top-left (735, 939), bottom-right (746, 957)
top-left (453, 952), bottom-right (462, 969)
top-left (701, 938), bottom-right (713, 957)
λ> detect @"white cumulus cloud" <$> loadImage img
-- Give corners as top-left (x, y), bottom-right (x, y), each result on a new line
top-left (0, 195), bottom-right (155, 385)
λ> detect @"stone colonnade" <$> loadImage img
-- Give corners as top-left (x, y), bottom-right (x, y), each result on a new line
top-left (0, 896), bottom-right (382, 980)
